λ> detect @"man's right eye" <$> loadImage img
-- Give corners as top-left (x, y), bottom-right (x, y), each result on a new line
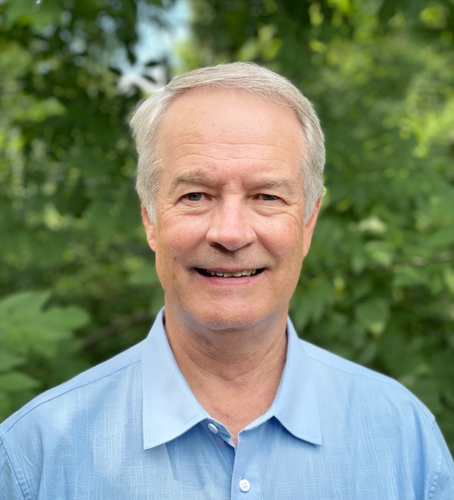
top-left (184, 192), bottom-right (203, 202)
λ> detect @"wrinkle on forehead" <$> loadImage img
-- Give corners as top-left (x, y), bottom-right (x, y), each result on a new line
top-left (165, 150), bottom-right (296, 170)
top-left (160, 128), bottom-right (302, 167)
top-left (167, 137), bottom-right (293, 153)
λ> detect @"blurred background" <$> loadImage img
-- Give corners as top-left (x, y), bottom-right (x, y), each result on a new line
top-left (0, 0), bottom-right (453, 453)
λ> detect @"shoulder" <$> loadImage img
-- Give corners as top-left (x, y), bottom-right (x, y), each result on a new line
top-left (299, 339), bottom-right (454, 497)
top-left (302, 338), bottom-right (422, 392)
top-left (0, 341), bottom-right (146, 499)
top-left (0, 341), bottom-right (144, 437)
top-left (300, 338), bottom-right (435, 427)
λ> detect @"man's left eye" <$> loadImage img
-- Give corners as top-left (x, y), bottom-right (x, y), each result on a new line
top-left (258, 194), bottom-right (279, 201)
top-left (184, 192), bottom-right (204, 202)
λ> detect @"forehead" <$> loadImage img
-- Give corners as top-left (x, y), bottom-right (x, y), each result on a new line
top-left (155, 87), bottom-right (304, 183)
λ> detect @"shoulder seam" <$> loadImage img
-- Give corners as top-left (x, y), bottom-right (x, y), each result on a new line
top-left (2, 359), bottom-right (141, 435)
top-left (306, 352), bottom-right (400, 387)
top-left (305, 349), bottom-right (433, 417)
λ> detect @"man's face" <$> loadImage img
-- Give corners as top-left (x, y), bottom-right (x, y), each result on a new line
top-left (142, 88), bottom-right (319, 332)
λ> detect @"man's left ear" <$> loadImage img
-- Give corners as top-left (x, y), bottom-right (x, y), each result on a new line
top-left (303, 195), bottom-right (322, 258)
top-left (141, 205), bottom-right (157, 252)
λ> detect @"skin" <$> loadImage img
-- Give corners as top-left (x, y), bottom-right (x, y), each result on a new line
top-left (142, 88), bottom-right (321, 444)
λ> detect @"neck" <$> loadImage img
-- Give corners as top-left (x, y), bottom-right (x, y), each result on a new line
top-left (163, 306), bottom-right (288, 442)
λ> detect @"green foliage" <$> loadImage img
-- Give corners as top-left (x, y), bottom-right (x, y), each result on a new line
top-left (0, 0), bottom-right (168, 419)
top-left (0, 291), bottom-right (88, 357)
top-left (0, 0), bottom-right (453, 458)
top-left (0, 290), bottom-right (88, 418)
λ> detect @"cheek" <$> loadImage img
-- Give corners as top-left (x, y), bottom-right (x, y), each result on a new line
top-left (259, 216), bottom-right (304, 261)
top-left (155, 218), bottom-right (206, 267)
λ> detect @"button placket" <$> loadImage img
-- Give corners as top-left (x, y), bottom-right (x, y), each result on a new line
top-left (230, 427), bottom-right (263, 499)
top-left (203, 419), bottom-right (236, 475)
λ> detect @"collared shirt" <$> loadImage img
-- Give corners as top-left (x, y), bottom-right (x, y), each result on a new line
top-left (1, 311), bottom-right (453, 499)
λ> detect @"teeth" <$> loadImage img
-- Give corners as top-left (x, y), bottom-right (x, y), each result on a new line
top-left (206, 269), bottom-right (258, 278)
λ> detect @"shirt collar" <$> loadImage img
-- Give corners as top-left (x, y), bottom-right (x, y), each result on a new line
top-left (141, 310), bottom-right (209, 449)
top-left (141, 310), bottom-right (322, 449)
top-left (269, 317), bottom-right (322, 445)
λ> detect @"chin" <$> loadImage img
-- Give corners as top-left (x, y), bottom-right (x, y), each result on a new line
top-left (186, 302), bottom-right (276, 332)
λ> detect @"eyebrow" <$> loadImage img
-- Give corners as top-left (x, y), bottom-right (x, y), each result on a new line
top-left (171, 173), bottom-right (298, 195)
top-left (249, 179), bottom-right (298, 195)
top-left (171, 173), bottom-right (211, 191)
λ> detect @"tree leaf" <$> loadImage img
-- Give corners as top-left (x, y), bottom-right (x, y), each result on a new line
top-left (355, 299), bottom-right (390, 336)
top-left (0, 351), bottom-right (26, 373)
top-left (0, 372), bottom-right (40, 393)
top-left (0, 291), bottom-right (89, 358)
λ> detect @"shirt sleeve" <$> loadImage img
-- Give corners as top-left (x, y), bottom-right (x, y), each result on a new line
top-left (430, 420), bottom-right (454, 500)
top-left (0, 436), bottom-right (28, 500)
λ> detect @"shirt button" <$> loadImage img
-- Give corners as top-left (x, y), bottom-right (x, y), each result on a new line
top-left (239, 479), bottom-right (250, 492)
top-left (207, 422), bottom-right (218, 434)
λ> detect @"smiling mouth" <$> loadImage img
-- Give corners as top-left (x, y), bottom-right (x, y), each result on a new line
top-left (195, 268), bottom-right (265, 278)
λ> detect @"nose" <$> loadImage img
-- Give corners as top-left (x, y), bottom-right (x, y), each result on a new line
top-left (206, 199), bottom-right (257, 251)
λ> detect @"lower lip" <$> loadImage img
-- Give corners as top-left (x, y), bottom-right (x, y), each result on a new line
top-left (194, 270), bottom-right (264, 287)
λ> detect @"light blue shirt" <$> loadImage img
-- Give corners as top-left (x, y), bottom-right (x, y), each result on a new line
top-left (1, 310), bottom-right (453, 499)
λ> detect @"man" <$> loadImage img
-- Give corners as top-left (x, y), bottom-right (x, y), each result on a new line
top-left (1, 63), bottom-right (453, 499)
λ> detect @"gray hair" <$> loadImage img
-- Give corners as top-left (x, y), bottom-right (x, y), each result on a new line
top-left (130, 62), bottom-right (325, 223)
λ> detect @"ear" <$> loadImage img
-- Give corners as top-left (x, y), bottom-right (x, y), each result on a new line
top-left (302, 195), bottom-right (322, 258)
top-left (141, 205), bottom-right (157, 252)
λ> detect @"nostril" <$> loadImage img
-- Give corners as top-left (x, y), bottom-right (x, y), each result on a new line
top-left (206, 226), bottom-right (257, 252)
top-left (205, 205), bottom-right (257, 251)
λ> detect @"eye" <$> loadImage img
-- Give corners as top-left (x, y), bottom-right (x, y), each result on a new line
top-left (184, 192), bottom-right (204, 202)
top-left (257, 193), bottom-right (279, 201)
